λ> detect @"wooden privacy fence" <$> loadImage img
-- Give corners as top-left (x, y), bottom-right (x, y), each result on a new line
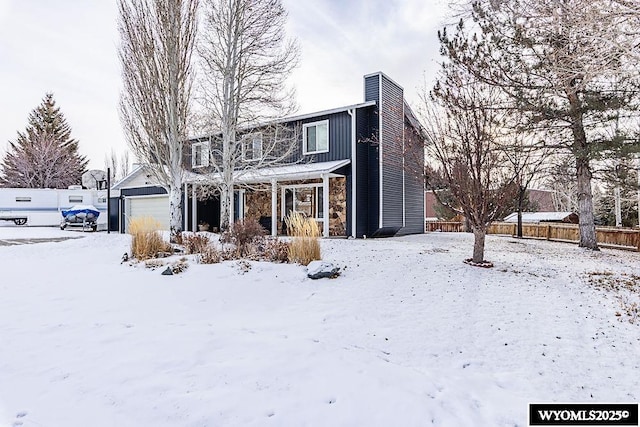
top-left (425, 221), bottom-right (465, 232)
top-left (425, 221), bottom-right (640, 251)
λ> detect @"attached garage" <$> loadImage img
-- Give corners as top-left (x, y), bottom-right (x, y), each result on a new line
top-left (125, 195), bottom-right (170, 232)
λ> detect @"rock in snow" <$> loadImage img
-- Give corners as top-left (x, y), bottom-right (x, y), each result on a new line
top-left (306, 260), bottom-right (340, 279)
top-left (161, 266), bottom-right (173, 276)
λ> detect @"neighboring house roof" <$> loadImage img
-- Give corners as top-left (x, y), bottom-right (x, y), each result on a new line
top-left (527, 189), bottom-right (556, 212)
top-left (111, 165), bottom-right (163, 191)
top-left (503, 211), bottom-right (578, 223)
top-left (184, 159), bottom-right (351, 185)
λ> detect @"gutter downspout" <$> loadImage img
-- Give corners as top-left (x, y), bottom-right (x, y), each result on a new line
top-left (347, 108), bottom-right (357, 238)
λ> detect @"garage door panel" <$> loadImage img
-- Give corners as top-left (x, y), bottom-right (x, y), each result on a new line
top-left (128, 196), bottom-right (170, 231)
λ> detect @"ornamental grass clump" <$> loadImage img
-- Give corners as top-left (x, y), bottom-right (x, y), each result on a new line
top-left (285, 212), bottom-right (321, 265)
top-left (129, 216), bottom-right (171, 260)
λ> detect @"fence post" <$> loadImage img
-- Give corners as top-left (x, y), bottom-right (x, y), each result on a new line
top-left (546, 224), bottom-right (551, 240)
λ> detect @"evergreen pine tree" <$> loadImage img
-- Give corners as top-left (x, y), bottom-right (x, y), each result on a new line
top-left (438, 0), bottom-right (640, 249)
top-left (0, 93), bottom-right (88, 188)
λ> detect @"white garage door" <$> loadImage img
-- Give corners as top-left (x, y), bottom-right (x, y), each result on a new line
top-left (127, 195), bottom-right (170, 232)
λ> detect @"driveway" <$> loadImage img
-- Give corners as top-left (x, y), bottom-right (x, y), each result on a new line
top-left (0, 237), bottom-right (79, 246)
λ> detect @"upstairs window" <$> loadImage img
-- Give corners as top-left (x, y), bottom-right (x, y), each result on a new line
top-left (303, 120), bottom-right (329, 155)
top-left (192, 142), bottom-right (210, 168)
top-left (242, 133), bottom-right (263, 161)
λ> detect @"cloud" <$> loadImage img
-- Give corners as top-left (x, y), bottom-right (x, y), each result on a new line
top-left (0, 0), bottom-right (9, 24)
top-left (0, 1), bottom-right (124, 169)
top-left (0, 0), bottom-right (451, 170)
top-left (283, 0), bottom-right (448, 113)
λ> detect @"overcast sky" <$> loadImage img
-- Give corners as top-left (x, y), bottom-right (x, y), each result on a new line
top-left (0, 0), bottom-right (449, 170)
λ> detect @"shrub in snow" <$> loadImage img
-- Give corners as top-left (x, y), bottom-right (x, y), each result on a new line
top-left (144, 259), bottom-right (165, 270)
top-left (183, 233), bottom-right (211, 254)
top-left (129, 217), bottom-right (171, 260)
top-left (169, 258), bottom-right (189, 274)
top-left (221, 219), bottom-right (266, 257)
top-left (198, 246), bottom-right (221, 264)
top-left (285, 212), bottom-right (321, 266)
top-left (261, 238), bottom-right (290, 263)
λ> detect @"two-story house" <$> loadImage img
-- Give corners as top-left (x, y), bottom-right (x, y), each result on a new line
top-left (111, 72), bottom-right (425, 238)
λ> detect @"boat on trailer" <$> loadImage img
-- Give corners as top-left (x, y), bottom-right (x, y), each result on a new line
top-left (60, 205), bottom-right (101, 232)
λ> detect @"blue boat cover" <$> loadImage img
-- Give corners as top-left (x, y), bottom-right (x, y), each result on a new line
top-left (61, 204), bottom-right (100, 219)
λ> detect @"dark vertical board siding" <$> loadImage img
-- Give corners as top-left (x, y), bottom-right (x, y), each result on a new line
top-left (300, 112), bottom-right (352, 163)
top-left (396, 123), bottom-right (425, 235)
top-left (361, 76), bottom-right (381, 236)
top-left (356, 106), bottom-right (379, 237)
top-left (186, 113), bottom-right (352, 169)
top-left (367, 141), bottom-right (380, 234)
top-left (121, 186), bottom-right (168, 197)
top-left (183, 141), bottom-right (193, 170)
top-left (109, 197), bottom-right (120, 231)
top-left (364, 75), bottom-right (380, 103)
top-left (380, 75), bottom-right (404, 228)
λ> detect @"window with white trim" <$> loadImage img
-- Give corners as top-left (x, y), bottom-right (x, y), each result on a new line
top-left (283, 185), bottom-right (324, 221)
top-left (242, 133), bottom-right (263, 161)
top-left (303, 120), bottom-right (329, 155)
top-left (192, 142), bottom-right (210, 168)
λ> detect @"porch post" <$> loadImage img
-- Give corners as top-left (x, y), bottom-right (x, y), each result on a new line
top-left (271, 179), bottom-right (277, 236)
top-left (183, 182), bottom-right (188, 231)
top-left (191, 184), bottom-right (197, 232)
top-left (322, 173), bottom-right (329, 238)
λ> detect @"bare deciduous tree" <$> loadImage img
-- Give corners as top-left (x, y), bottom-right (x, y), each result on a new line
top-left (197, 0), bottom-right (299, 230)
top-left (543, 155), bottom-right (581, 212)
top-left (104, 148), bottom-right (132, 182)
top-left (500, 125), bottom-right (550, 238)
top-left (422, 75), bottom-right (518, 265)
top-left (118, 0), bottom-right (199, 241)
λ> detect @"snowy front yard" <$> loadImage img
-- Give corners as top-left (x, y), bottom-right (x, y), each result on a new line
top-left (0, 228), bottom-right (638, 426)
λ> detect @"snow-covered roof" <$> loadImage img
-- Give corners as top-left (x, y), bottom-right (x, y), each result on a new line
top-left (184, 159), bottom-right (351, 185)
top-left (503, 212), bottom-right (577, 223)
top-left (110, 165), bottom-right (146, 190)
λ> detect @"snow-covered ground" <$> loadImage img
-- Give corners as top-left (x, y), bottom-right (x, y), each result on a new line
top-left (0, 227), bottom-right (638, 426)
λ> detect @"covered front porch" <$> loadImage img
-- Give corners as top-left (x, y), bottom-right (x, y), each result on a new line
top-left (183, 160), bottom-right (352, 238)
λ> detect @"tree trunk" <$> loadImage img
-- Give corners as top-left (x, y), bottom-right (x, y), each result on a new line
top-left (219, 183), bottom-right (230, 231)
top-left (517, 186), bottom-right (525, 238)
top-left (614, 185), bottom-right (622, 227)
top-left (168, 182), bottom-right (182, 243)
top-left (472, 226), bottom-right (486, 263)
top-left (228, 185), bottom-right (235, 227)
top-left (576, 156), bottom-right (599, 250)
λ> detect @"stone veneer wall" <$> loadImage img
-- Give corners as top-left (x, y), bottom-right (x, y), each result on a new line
top-left (243, 177), bottom-right (347, 236)
top-left (329, 177), bottom-right (347, 236)
top-left (244, 185), bottom-right (281, 232)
